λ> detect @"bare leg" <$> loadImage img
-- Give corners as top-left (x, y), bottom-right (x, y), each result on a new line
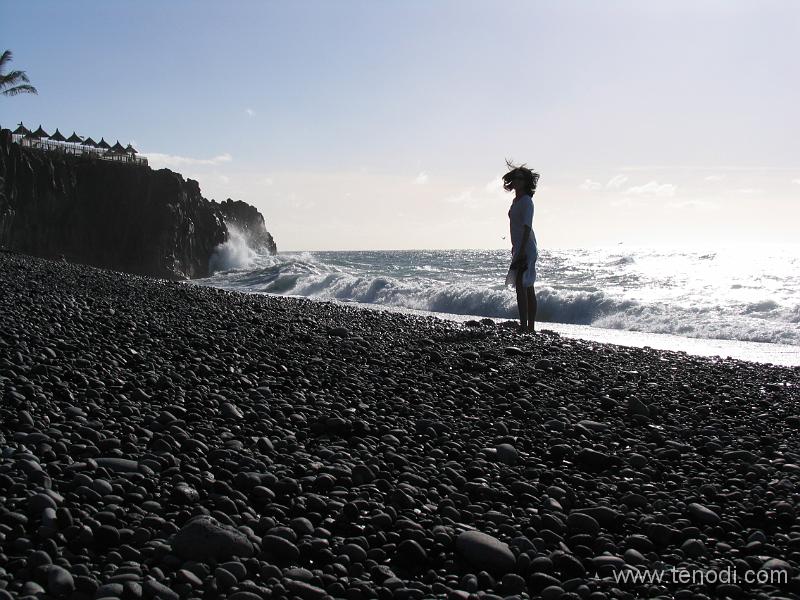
top-left (515, 269), bottom-right (527, 330)
top-left (526, 286), bottom-right (537, 332)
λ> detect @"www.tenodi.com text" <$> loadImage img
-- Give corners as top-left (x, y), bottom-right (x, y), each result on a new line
top-left (613, 567), bottom-right (788, 586)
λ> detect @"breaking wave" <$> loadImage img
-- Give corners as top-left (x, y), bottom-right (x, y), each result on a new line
top-left (198, 247), bottom-right (800, 346)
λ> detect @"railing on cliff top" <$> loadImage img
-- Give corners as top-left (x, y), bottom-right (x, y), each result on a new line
top-left (10, 134), bottom-right (148, 167)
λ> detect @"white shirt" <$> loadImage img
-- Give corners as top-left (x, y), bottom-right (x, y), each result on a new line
top-left (508, 194), bottom-right (537, 260)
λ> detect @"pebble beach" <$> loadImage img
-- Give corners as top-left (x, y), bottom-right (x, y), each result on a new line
top-left (2, 251), bottom-right (800, 600)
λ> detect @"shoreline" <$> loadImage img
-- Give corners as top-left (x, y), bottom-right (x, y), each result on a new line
top-left (2, 253), bottom-right (800, 599)
top-left (193, 288), bottom-right (800, 368)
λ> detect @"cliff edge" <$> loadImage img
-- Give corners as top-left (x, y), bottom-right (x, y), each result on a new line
top-left (0, 129), bottom-right (276, 279)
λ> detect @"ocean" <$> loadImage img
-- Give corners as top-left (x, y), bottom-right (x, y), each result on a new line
top-left (197, 235), bottom-right (800, 366)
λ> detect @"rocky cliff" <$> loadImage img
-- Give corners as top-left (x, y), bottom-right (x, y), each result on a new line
top-left (0, 129), bottom-right (276, 279)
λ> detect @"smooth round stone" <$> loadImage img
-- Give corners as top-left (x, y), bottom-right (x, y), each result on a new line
top-left (290, 517), bottom-right (314, 536)
top-left (172, 516), bottom-right (254, 561)
top-left (143, 577), bottom-right (179, 600)
top-left (628, 453), bottom-right (648, 468)
top-left (284, 567), bottom-right (314, 582)
top-left (214, 567), bottom-right (237, 591)
top-left (95, 582), bottom-right (125, 597)
top-left (627, 397), bottom-right (650, 417)
top-left (593, 555), bottom-right (625, 570)
top-left (342, 543), bottom-right (368, 564)
top-left (495, 444), bottom-right (518, 466)
top-left (92, 479), bottom-right (113, 496)
top-left (552, 551), bottom-right (586, 578)
top-left (171, 484), bottom-right (199, 504)
top-left (577, 419), bottom-right (609, 432)
top-left (681, 538), bottom-right (706, 558)
top-left (575, 448), bottom-right (612, 470)
top-left (455, 531), bottom-right (516, 575)
top-left (29, 493), bottom-right (58, 514)
top-left (228, 593), bottom-right (263, 600)
top-left (352, 465), bottom-right (375, 485)
top-left (623, 548), bottom-right (646, 565)
top-left (95, 457), bottom-right (139, 473)
top-left (687, 502), bottom-right (721, 526)
top-left (219, 561), bottom-right (247, 581)
top-left (286, 579), bottom-right (327, 600)
top-left (501, 573), bottom-right (526, 594)
top-left (567, 512), bottom-right (600, 536)
top-left (762, 558), bottom-right (792, 572)
top-left (21, 581), bottom-right (46, 595)
top-left (47, 565), bottom-right (75, 596)
top-left (176, 569), bottom-right (202, 587)
top-left (221, 403), bottom-right (243, 419)
top-left (396, 539), bottom-right (427, 566)
top-left (261, 534), bottom-right (300, 563)
top-left (370, 512), bottom-right (393, 529)
top-left (540, 585), bottom-right (565, 600)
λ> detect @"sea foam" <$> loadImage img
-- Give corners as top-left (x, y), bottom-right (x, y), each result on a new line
top-left (197, 247), bottom-right (800, 347)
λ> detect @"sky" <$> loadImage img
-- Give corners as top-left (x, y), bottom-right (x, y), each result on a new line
top-left (2, 1), bottom-right (799, 251)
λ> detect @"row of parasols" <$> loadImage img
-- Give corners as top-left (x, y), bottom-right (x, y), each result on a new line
top-left (12, 122), bottom-right (139, 155)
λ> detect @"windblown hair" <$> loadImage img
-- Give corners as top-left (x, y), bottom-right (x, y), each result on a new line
top-left (502, 159), bottom-right (540, 196)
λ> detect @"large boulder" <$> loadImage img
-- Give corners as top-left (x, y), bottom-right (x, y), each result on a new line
top-left (455, 530), bottom-right (516, 575)
top-left (171, 516), bottom-right (254, 561)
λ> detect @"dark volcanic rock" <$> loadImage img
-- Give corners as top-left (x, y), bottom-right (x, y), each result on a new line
top-left (455, 531), bottom-right (516, 575)
top-left (1, 253), bottom-right (799, 600)
top-left (0, 129), bottom-right (275, 278)
top-left (171, 515), bottom-right (254, 561)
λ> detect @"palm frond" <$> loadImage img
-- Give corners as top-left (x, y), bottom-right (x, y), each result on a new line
top-left (2, 84), bottom-right (38, 96)
top-left (0, 50), bottom-right (12, 70)
top-left (0, 70), bottom-right (31, 87)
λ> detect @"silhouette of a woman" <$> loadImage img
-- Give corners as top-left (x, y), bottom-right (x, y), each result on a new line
top-left (503, 162), bottom-right (539, 332)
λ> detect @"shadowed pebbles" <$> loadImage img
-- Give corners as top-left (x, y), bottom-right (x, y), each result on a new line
top-left (1, 253), bottom-right (800, 600)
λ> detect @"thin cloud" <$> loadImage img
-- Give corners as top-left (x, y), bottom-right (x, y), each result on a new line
top-left (665, 199), bottom-right (720, 212)
top-left (625, 181), bottom-right (677, 197)
top-left (792, 179), bottom-right (800, 185)
top-left (245, 108), bottom-right (256, 117)
top-left (485, 175), bottom-right (505, 195)
top-left (579, 179), bottom-right (603, 191)
top-left (705, 174), bottom-right (726, 181)
top-left (444, 188), bottom-right (475, 204)
top-left (579, 175), bottom-right (627, 191)
top-left (729, 188), bottom-right (764, 195)
top-left (145, 152), bottom-right (233, 169)
top-left (606, 175), bottom-right (628, 189)
top-left (620, 165), bottom-right (800, 172)
top-left (414, 172), bottom-right (429, 185)
top-left (485, 175), bottom-right (506, 196)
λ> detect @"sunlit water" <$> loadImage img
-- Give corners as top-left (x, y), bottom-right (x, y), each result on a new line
top-left (196, 242), bottom-right (800, 366)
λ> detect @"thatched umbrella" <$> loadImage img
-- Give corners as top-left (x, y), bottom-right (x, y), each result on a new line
top-left (32, 125), bottom-right (49, 138)
top-left (82, 136), bottom-right (97, 147)
top-left (23, 130), bottom-right (37, 147)
top-left (49, 128), bottom-right (67, 142)
top-left (97, 137), bottom-right (110, 151)
top-left (66, 132), bottom-right (83, 155)
top-left (125, 143), bottom-right (138, 155)
top-left (111, 140), bottom-right (126, 153)
top-left (13, 122), bottom-right (29, 136)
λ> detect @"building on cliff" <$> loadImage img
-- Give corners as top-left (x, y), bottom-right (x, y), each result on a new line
top-left (8, 122), bottom-right (148, 166)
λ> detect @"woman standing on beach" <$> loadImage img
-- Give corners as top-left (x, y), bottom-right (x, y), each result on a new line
top-left (503, 162), bottom-right (539, 333)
